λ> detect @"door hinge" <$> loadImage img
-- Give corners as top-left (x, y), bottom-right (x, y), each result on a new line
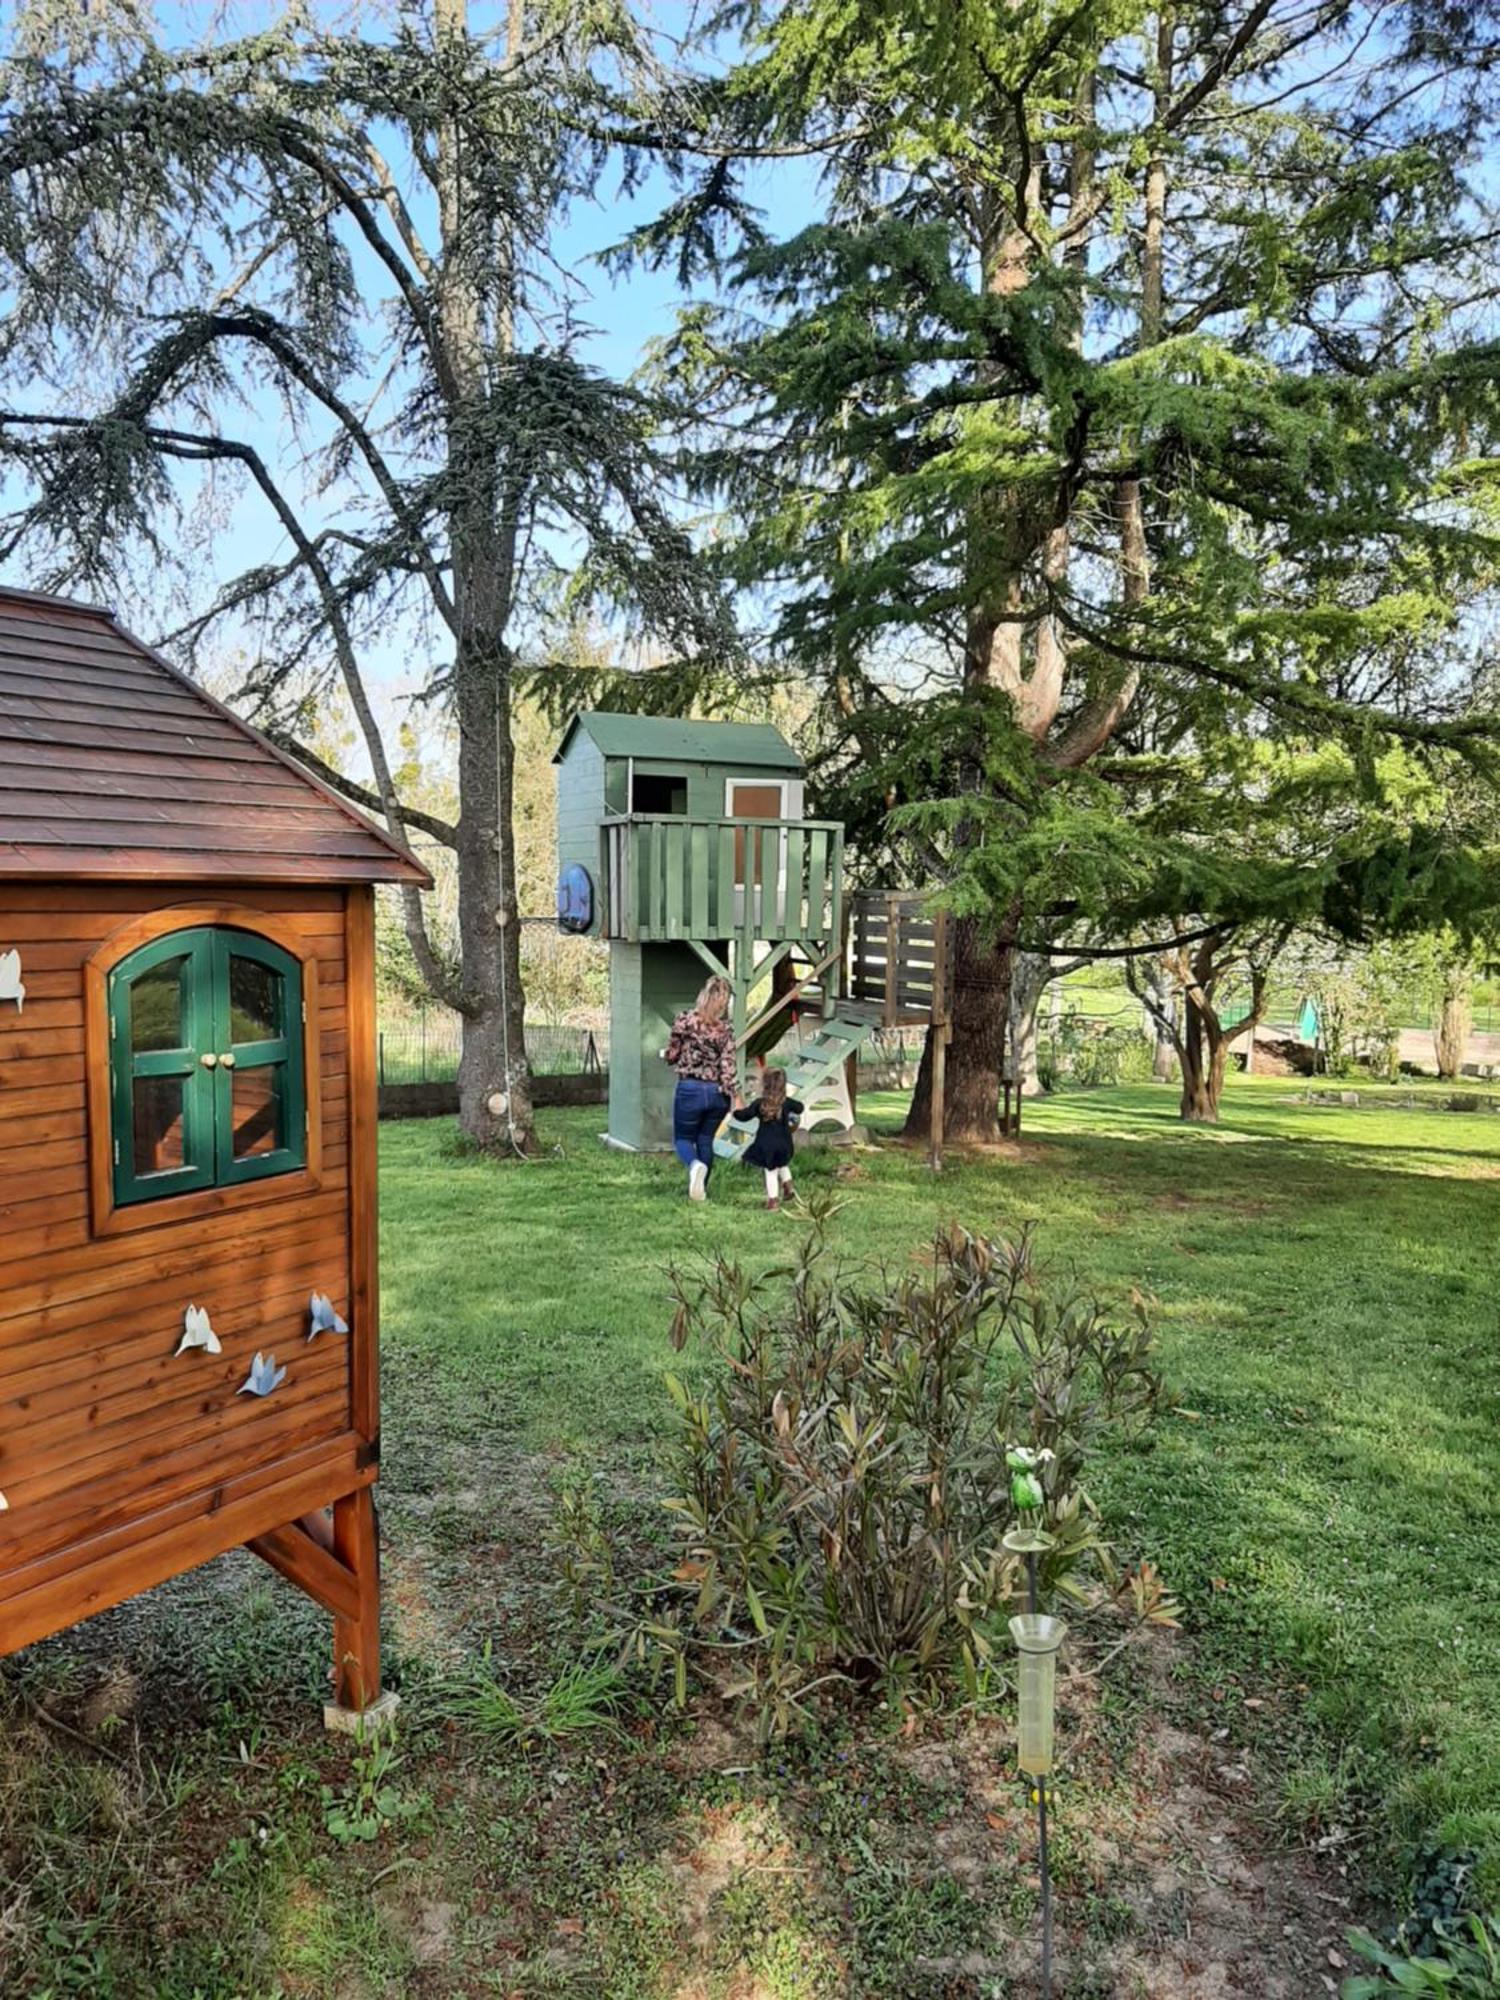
top-left (113, 1139), bottom-right (120, 1166)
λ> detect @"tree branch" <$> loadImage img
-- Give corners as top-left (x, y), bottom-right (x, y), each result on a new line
top-left (266, 733), bottom-right (457, 848)
top-left (0, 406), bottom-right (468, 1013)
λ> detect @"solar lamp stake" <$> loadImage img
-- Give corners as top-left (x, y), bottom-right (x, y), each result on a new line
top-left (1005, 1523), bottom-right (1065, 2000)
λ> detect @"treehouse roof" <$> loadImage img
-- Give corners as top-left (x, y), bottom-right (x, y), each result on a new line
top-left (553, 710), bottom-right (803, 773)
top-left (0, 585), bottom-right (430, 884)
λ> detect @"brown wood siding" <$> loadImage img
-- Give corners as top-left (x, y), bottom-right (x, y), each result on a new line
top-left (0, 883), bottom-right (357, 1636)
top-left (0, 591), bottom-right (427, 885)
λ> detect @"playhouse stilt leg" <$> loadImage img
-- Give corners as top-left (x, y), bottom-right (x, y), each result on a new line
top-left (326, 1487), bottom-right (387, 1726)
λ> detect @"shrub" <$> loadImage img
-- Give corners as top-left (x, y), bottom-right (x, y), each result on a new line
top-left (1041, 1019), bottom-right (1154, 1089)
top-left (1343, 1915), bottom-right (1500, 1997)
top-left (642, 1202), bottom-right (1171, 1737)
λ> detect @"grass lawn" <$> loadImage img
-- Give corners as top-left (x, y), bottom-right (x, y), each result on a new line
top-left (3, 1075), bottom-right (1498, 1996)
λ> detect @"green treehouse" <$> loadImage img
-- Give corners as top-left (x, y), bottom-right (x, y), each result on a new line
top-left (553, 712), bottom-right (934, 1154)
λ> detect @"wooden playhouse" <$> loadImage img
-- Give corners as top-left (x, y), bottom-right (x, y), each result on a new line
top-left (0, 586), bottom-right (428, 1716)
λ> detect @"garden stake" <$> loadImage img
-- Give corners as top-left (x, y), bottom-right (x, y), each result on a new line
top-left (1004, 1488), bottom-right (1064, 2000)
top-left (1028, 1547), bottom-right (1051, 2000)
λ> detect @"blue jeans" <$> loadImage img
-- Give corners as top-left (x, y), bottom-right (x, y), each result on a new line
top-left (673, 1076), bottom-right (730, 1176)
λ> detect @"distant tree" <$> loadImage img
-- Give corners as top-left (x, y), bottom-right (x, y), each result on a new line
top-left (641, 0), bottom-right (1500, 1142)
top-left (1355, 943), bottom-right (1421, 1084)
top-left (1008, 950), bottom-right (1091, 1095)
top-left (1407, 930), bottom-right (1489, 1080)
top-left (1289, 934), bottom-right (1429, 1081)
top-left (0, 0), bottom-right (731, 1149)
top-left (1127, 923), bottom-right (1289, 1121)
top-left (1433, 967), bottom-right (1475, 1081)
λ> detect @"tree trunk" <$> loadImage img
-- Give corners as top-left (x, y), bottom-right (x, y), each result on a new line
top-left (1178, 993), bottom-right (1226, 1121)
top-left (436, 0), bottom-right (534, 1151)
top-left (904, 915), bottom-right (1016, 1145)
top-left (1435, 982), bottom-right (1472, 1079)
top-left (1009, 950), bottom-right (1052, 1095)
top-left (1144, 960), bottom-right (1178, 1079)
top-left (453, 654), bottom-right (535, 1148)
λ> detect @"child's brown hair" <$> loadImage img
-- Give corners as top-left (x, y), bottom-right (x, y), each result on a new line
top-left (760, 1067), bottom-right (788, 1118)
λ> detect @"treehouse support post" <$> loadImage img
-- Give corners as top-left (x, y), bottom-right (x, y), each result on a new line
top-left (929, 910), bottom-right (951, 1173)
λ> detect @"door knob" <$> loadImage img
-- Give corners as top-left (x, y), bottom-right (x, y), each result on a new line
top-left (220, 1052), bottom-right (237, 1069)
top-left (200, 1052), bottom-right (218, 1068)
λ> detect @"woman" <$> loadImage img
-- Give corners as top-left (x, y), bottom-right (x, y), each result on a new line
top-left (663, 975), bottom-right (738, 1201)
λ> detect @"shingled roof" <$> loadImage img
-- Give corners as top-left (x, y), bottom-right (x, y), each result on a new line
top-left (0, 586), bottom-right (430, 884)
top-left (554, 710), bottom-right (804, 772)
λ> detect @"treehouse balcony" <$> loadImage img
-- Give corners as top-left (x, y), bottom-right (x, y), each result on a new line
top-left (600, 813), bottom-right (845, 950)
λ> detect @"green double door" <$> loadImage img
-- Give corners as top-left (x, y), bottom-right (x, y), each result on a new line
top-left (109, 924), bottom-right (306, 1207)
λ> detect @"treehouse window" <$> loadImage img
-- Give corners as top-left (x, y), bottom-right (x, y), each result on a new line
top-left (108, 927), bottom-right (306, 1208)
top-left (630, 772), bottom-right (688, 815)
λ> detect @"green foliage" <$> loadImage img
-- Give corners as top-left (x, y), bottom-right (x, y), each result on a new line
top-left (0, 3), bottom-right (736, 1096)
top-left (1399, 1849), bottom-right (1484, 1963)
top-left (320, 1725), bottom-right (429, 1846)
top-left (1292, 938), bottom-right (1425, 1080)
top-left (440, 1651), bottom-right (630, 1747)
top-left (644, 1198), bottom-right (1170, 1736)
top-left (1044, 1020), bottom-right (1154, 1090)
top-left (649, 1), bottom-right (1500, 956)
top-left (1343, 1916), bottom-right (1500, 1998)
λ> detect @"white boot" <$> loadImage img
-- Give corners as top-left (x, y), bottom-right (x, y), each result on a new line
top-left (688, 1160), bottom-right (708, 1202)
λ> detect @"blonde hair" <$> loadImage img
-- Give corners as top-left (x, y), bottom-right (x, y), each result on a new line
top-left (695, 976), bottom-right (732, 1025)
top-left (760, 1066), bottom-right (788, 1118)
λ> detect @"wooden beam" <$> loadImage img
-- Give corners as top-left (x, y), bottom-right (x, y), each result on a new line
top-left (740, 938), bottom-right (795, 1008)
top-left (688, 938), bottom-right (730, 983)
top-left (735, 945), bottom-right (838, 1051)
top-left (346, 887), bottom-right (380, 1446)
top-left (0, 1442), bottom-right (376, 1660)
top-left (247, 1519), bottom-right (360, 1622)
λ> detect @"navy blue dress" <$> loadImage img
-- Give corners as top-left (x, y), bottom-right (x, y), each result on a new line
top-left (741, 1097), bottom-right (804, 1169)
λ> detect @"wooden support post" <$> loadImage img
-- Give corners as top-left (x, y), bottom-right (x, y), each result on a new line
top-left (930, 909), bottom-right (951, 1173)
top-left (885, 893), bottom-right (901, 1030)
top-left (930, 1028), bottom-right (947, 1172)
top-left (329, 1486), bottom-right (384, 1719)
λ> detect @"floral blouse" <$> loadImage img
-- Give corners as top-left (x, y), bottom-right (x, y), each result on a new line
top-left (665, 1010), bottom-right (738, 1094)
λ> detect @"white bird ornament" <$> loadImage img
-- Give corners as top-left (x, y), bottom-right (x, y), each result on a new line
top-left (0, 950), bottom-right (23, 1012)
top-left (176, 1304), bottom-right (221, 1357)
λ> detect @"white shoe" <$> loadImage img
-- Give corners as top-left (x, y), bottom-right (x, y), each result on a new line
top-left (688, 1161), bottom-right (708, 1202)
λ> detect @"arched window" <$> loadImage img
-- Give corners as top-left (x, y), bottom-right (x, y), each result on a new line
top-left (109, 926), bottom-right (307, 1208)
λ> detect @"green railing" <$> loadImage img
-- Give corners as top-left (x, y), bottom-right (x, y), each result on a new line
top-left (601, 814), bottom-right (844, 948)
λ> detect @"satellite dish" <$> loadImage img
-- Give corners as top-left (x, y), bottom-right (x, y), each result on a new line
top-left (556, 863), bottom-right (594, 935)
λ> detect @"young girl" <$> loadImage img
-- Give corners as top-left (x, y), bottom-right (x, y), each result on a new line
top-left (736, 1067), bottom-right (804, 1209)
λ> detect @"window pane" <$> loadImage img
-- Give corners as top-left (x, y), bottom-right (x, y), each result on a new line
top-left (230, 955), bottom-right (282, 1044)
top-left (132, 1076), bottom-right (186, 1176)
top-left (231, 1063), bottom-right (283, 1160)
top-left (131, 956), bottom-right (187, 1052)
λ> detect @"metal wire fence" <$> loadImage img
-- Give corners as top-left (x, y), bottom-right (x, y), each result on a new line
top-left (377, 1012), bottom-right (606, 1087)
top-left (378, 1013), bottom-right (925, 1089)
top-left (379, 997), bottom-right (1500, 1094)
